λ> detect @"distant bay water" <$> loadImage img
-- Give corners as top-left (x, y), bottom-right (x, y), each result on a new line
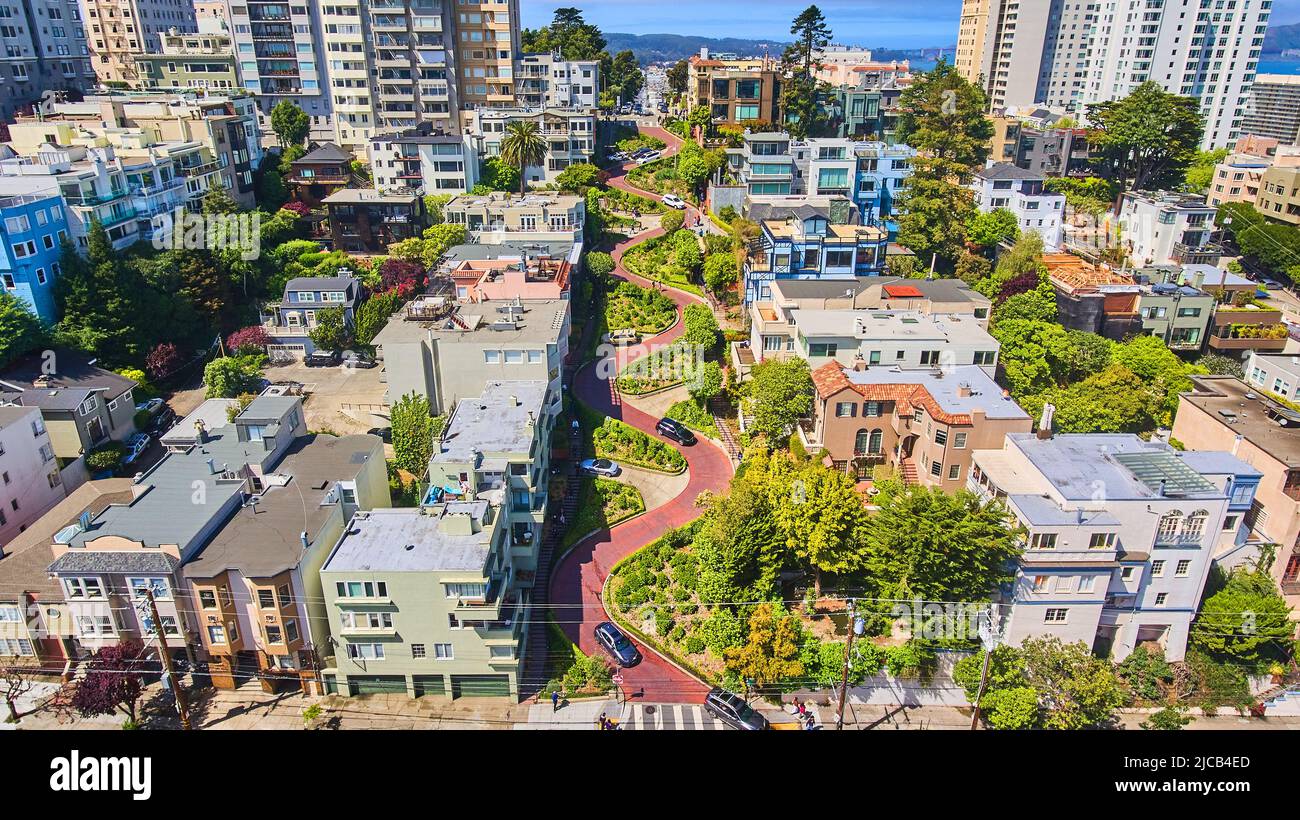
top-left (1259, 56), bottom-right (1300, 75)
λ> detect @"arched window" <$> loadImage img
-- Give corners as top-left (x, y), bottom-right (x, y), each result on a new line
top-left (868, 428), bottom-right (883, 454)
top-left (1156, 510), bottom-right (1182, 543)
top-left (853, 429), bottom-right (870, 457)
top-left (1183, 510), bottom-right (1208, 540)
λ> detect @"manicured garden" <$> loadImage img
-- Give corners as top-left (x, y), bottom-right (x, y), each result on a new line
top-left (603, 281), bottom-right (677, 334)
top-left (616, 343), bottom-right (700, 395)
top-left (559, 476), bottom-right (646, 552)
top-left (620, 229), bottom-right (706, 296)
top-left (665, 398), bottom-right (719, 439)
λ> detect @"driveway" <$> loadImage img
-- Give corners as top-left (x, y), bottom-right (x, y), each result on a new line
top-left (263, 359), bottom-right (389, 435)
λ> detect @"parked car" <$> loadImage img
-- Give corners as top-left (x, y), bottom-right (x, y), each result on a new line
top-left (367, 426), bottom-right (392, 443)
top-left (146, 406), bottom-right (177, 435)
top-left (704, 687), bottom-right (769, 730)
top-left (661, 194), bottom-right (686, 210)
top-left (594, 621), bottom-right (642, 667)
top-left (656, 417), bottom-right (696, 445)
top-left (579, 457), bottom-right (622, 477)
top-left (636, 151), bottom-right (661, 165)
top-left (343, 351), bottom-right (377, 369)
top-left (135, 398), bottom-right (164, 416)
top-left (605, 328), bottom-right (640, 346)
top-left (122, 433), bottom-right (152, 466)
top-left (304, 351), bottom-right (340, 367)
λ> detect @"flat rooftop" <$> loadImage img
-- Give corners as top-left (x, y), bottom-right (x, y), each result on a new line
top-left (791, 309), bottom-right (997, 345)
top-left (447, 192), bottom-right (582, 210)
top-left (323, 188), bottom-right (418, 205)
top-left (433, 380), bottom-right (547, 463)
top-left (323, 506), bottom-right (494, 573)
top-left (373, 296), bottom-right (568, 347)
top-left (1180, 375), bottom-right (1300, 467)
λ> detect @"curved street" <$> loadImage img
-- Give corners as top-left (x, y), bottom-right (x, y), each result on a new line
top-left (548, 123), bottom-right (733, 703)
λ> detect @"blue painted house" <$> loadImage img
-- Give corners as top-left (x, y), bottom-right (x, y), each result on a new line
top-left (742, 209), bottom-right (889, 303)
top-left (0, 187), bottom-right (70, 324)
top-left (261, 274), bottom-right (366, 358)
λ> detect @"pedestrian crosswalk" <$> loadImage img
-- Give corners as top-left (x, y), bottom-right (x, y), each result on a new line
top-left (618, 703), bottom-right (730, 730)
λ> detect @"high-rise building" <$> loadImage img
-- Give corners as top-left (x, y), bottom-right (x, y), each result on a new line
top-left (226, 0), bottom-right (334, 143)
top-left (516, 52), bottom-right (599, 109)
top-left (0, 0), bottom-right (96, 119)
top-left (450, 0), bottom-right (522, 130)
top-left (954, 0), bottom-right (1269, 149)
top-left (81, 0), bottom-right (198, 85)
top-left (1240, 74), bottom-right (1300, 145)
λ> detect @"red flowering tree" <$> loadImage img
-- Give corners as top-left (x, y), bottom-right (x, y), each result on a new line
top-left (145, 343), bottom-right (182, 382)
top-left (379, 258), bottom-right (427, 294)
top-left (226, 325), bottom-right (272, 355)
top-left (70, 641), bottom-right (151, 725)
top-left (997, 270), bottom-right (1041, 303)
top-left (280, 200), bottom-right (311, 216)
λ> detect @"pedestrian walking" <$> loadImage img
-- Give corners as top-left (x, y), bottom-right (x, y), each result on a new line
top-left (598, 712), bottom-right (607, 730)
top-left (552, 689), bottom-right (560, 712)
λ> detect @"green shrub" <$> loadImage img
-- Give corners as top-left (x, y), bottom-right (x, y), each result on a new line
top-left (685, 636), bottom-right (706, 654)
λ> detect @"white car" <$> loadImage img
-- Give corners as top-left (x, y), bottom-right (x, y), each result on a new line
top-left (579, 458), bottom-right (622, 478)
top-left (636, 151), bottom-right (661, 165)
top-left (661, 194), bottom-right (687, 210)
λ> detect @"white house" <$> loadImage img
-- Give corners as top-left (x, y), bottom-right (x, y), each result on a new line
top-left (0, 406), bottom-right (67, 555)
top-left (969, 163), bottom-right (1064, 250)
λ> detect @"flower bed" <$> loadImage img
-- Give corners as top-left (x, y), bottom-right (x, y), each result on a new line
top-left (604, 281), bottom-right (677, 333)
top-left (616, 343), bottom-right (701, 395)
top-left (591, 415), bottom-right (687, 473)
top-left (559, 477), bottom-right (645, 552)
top-left (666, 398), bottom-right (719, 439)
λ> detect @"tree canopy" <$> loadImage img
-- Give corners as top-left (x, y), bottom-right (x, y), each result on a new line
top-left (1087, 82), bottom-right (1204, 192)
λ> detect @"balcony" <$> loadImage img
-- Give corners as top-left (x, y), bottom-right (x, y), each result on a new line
top-left (1170, 241), bottom-right (1221, 265)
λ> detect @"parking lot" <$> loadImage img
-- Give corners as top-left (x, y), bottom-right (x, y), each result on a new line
top-left (262, 358), bottom-right (389, 435)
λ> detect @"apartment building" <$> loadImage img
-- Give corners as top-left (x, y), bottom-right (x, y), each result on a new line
top-left (323, 188), bottom-right (426, 253)
top-left (686, 51), bottom-right (782, 126)
top-left (1048, 258), bottom-right (1213, 351)
top-left (803, 359), bottom-right (1030, 488)
top-left (1174, 372), bottom-right (1300, 611)
top-left (0, 0), bottom-right (95, 120)
top-left (0, 478), bottom-right (134, 671)
top-left (1117, 191), bottom-right (1219, 267)
top-left (969, 163), bottom-right (1065, 250)
top-left (42, 396), bottom-right (307, 663)
top-left (0, 184), bottom-right (70, 323)
top-left (1255, 163), bottom-right (1300, 227)
top-left (450, 0), bottom-right (523, 128)
top-left (81, 0), bottom-right (198, 85)
top-left (260, 273), bottom-right (366, 358)
top-left (226, 0), bottom-right (333, 143)
top-left (181, 430), bottom-right (388, 692)
top-left (373, 296), bottom-right (568, 417)
top-left (955, 0), bottom-right (1269, 148)
top-left (0, 350), bottom-right (138, 460)
top-left (443, 191), bottom-right (584, 245)
top-left (823, 70), bottom-right (906, 142)
top-left (726, 132), bottom-right (797, 197)
top-left (369, 125), bottom-right (479, 195)
top-left (516, 52), bottom-right (599, 109)
top-left (970, 432), bottom-right (1259, 661)
top-left (1206, 146), bottom-right (1277, 208)
top-left (1240, 73), bottom-right (1300, 145)
top-left (0, 145), bottom-right (139, 251)
top-left (132, 22), bottom-right (238, 92)
top-left (0, 405), bottom-right (67, 551)
top-left (320, 379), bottom-right (548, 698)
top-left (743, 210), bottom-right (888, 304)
top-left (469, 107), bottom-right (596, 186)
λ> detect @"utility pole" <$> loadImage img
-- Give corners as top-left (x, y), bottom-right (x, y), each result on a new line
top-left (970, 605), bottom-right (999, 731)
top-left (145, 588), bottom-right (192, 730)
top-left (836, 601), bottom-right (864, 731)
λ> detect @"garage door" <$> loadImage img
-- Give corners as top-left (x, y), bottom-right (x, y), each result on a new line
top-left (412, 675), bottom-right (446, 697)
top-left (268, 344), bottom-right (306, 361)
top-left (450, 674), bottom-right (511, 698)
top-left (347, 675), bottom-right (407, 696)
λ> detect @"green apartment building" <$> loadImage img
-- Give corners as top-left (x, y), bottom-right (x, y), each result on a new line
top-left (133, 28), bottom-right (238, 92)
top-left (319, 380), bottom-right (551, 698)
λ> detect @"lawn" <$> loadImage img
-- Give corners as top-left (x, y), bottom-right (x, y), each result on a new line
top-left (621, 233), bottom-right (706, 297)
top-left (665, 398), bottom-right (719, 439)
top-left (604, 281), bottom-right (677, 334)
top-left (558, 476), bottom-right (646, 553)
top-left (616, 343), bottom-right (701, 395)
top-left (626, 158), bottom-right (697, 203)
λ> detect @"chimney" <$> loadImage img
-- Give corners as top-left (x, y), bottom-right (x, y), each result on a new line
top-left (300, 531), bottom-right (309, 549)
top-left (852, 353), bottom-right (867, 371)
top-left (1036, 401), bottom-right (1055, 439)
top-left (509, 395), bottom-right (519, 407)
top-left (958, 382), bottom-right (972, 398)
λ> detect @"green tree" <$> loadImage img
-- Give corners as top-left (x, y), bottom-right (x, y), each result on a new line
top-left (779, 6), bottom-right (832, 138)
top-left (586, 251), bottom-right (615, 281)
top-left (989, 319), bottom-right (1075, 398)
top-left (269, 100), bottom-right (310, 148)
top-left (688, 360), bottom-right (723, 402)
top-left (1216, 202), bottom-right (1300, 278)
top-left (894, 60), bottom-right (993, 175)
top-left (1020, 636), bottom-right (1126, 730)
top-left (1141, 706), bottom-right (1193, 730)
top-left (203, 355), bottom-right (261, 398)
top-left (994, 288), bottom-right (1058, 323)
top-left (391, 392), bottom-right (436, 474)
top-left (555, 162), bottom-right (600, 192)
top-left (681, 303), bottom-right (721, 352)
top-left (955, 251), bottom-right (992, 284)
top-left (498, 121), bottom-right (547, 194)
top-left (893, 172), bottom-right (976, 268)
top-left (423, 193), bottom-right (454, 224)
top-left (773, 464), bottom-right (869, 595)
top-left (354, 291), bottom-right (402, 346)
top-left (1184, 148), bottom-right (1228, 193)
top-left (723, 603), bottom-right (805, 690)
top-left (1031, 363), bottom-right (1155, 434)
top-left (0, 293), bottom-right (46, 369)
top-left (605, 49), bottom-right (644, 105)
top-left (860, 480), bottom-right (1023, 603)
top-left (660, 209), bottom-right (685, 233)
top-left (1087, 82), bottom-right (1204, 192)
top-left (307, 306), bottom-right (350, 354)
top-left (667, 58), bottom-right (689, 94)
top-left (1190, 566), bottom-right (1294, 669)
top-left (747, 357), bottom-right (814, 443)
top-left (1195, 353), bottom-right (1245, 378)
top-left (480, 155), bottom-right (522, 193)
top-left (523, 7), bottom-right (606, 60)
top-left (703, 253), bottom-right (738, 296)
top-left (967, 208), bottom-right (1020, 250)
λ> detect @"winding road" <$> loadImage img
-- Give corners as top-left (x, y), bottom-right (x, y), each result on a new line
top-left (548, 123), bottom-right (733, 703)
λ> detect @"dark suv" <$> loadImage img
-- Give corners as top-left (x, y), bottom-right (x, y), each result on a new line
top-left (593, 621), bottom-right (641, 667)
top-left (304, 351), bottom-right (340, 367)
top-left (704, 687), bottom-right (769, 730)
top-left (656, 417), bottom-right (696, 445)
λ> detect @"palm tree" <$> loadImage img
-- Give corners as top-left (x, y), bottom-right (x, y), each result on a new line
top-left (499, 120), bottom-right (547, 195)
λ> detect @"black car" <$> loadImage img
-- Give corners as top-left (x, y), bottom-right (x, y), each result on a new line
top-left (304, 351), bottom-right (339, 367)
top-left (593, 621), bottom-right (641, 667)
top-left (367, 426), bottom-right (392, 443)
top-left (656, 417), bottom-right (696, 445)
top-left (704, 687), bottom-right (769, 730)
top-left (146, 406), bottom-right (177, 435)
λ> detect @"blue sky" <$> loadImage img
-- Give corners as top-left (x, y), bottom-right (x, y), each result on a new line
top-left (521, 1), bottom-right (1300, 48)
top-left (520, 0), bottom-right (966, 48)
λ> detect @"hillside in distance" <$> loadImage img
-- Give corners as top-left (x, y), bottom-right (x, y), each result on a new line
top-left (605, 32), bottom-right (952, 65)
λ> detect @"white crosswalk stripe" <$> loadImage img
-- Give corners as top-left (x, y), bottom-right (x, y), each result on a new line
top-left (619, 703), bottom-right (730, 730)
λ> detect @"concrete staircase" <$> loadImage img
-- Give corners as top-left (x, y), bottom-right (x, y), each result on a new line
top-left (708, 396), bottom-right (741, 465)
top-left (900, 458), bottom-right (919, 486)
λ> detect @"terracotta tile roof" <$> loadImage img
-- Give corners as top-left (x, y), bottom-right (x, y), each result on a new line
top-left (811, 361), bottom-right (975, 425)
